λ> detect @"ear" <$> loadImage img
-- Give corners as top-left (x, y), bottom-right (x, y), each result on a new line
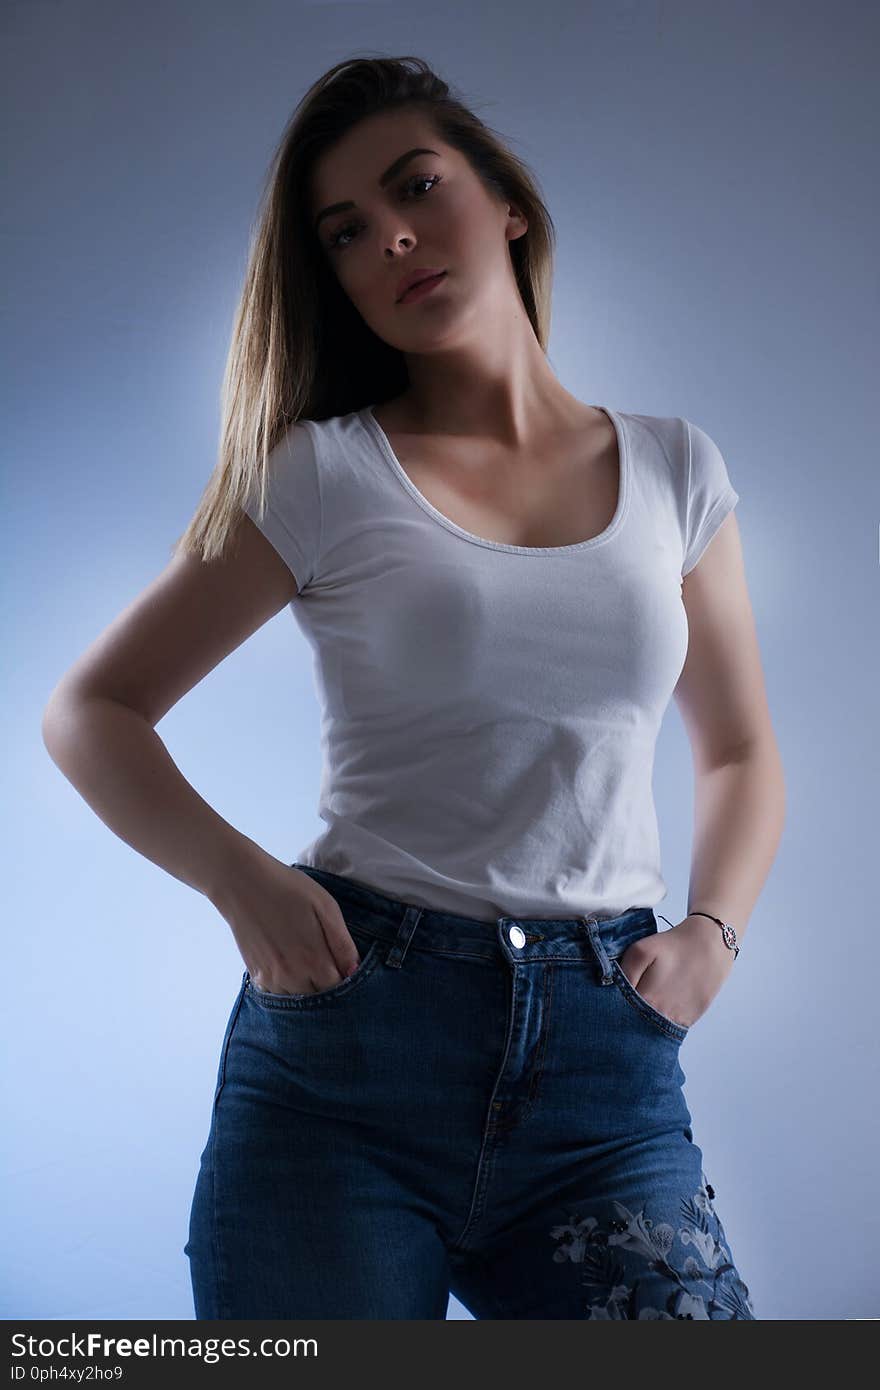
top-left (506, 204), bottom-right (529, 240)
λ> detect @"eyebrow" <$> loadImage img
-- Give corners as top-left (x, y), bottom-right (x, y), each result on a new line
top-left (313, 147), bottom-right (440, 233)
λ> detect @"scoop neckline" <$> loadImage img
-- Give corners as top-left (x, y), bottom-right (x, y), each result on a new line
top-left (359, 402), bottom-right (629, 557)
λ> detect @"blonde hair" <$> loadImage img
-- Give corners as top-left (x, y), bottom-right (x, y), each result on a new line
top-left (172, 53), bottom-right (557, 563)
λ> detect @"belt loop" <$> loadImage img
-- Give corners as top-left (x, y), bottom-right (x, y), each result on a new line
top-left (384, 905), bottom-right (423, 970)
top-left (580, 916), bottom-right (615, 985)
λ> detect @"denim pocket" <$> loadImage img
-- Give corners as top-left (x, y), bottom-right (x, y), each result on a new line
top-left (609, 957), bottom-right (690, 1042)
top-left (245, 927), bottom-right (382, 1009)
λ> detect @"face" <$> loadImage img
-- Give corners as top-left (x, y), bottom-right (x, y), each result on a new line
top-left (308, 108), bottom-right (528, 351)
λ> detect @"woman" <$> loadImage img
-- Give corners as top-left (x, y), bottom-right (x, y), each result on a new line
top-left (42, 56), bottom-right (784, 1319)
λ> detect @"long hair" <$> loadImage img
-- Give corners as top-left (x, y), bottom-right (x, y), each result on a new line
top-left (172, 54), bottom-right (557, 563)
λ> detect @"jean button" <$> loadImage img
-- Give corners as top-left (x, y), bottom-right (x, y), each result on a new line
top-left (508, 925), bottom-right (526, 949)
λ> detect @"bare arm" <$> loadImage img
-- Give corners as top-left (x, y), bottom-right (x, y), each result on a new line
top-left (41, 513), bottom-right (297, 908)
top-left (42, 510), bottom-right (364, 993)
top-left (675, 509), bottom-right (786, 945)
top-left (42, 694), bottom-right (268, 905)
top-left (618, 509), bottom-right (785, 1030)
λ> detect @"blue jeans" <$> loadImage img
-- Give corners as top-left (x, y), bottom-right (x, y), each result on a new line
top-left (185, 864), bottom-right (757, 1319)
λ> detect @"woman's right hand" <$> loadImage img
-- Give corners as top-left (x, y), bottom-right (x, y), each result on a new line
top-left (212, 849), bottom-right (362, 995)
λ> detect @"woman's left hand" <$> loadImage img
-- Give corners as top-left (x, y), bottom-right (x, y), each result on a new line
top-left (617, 916), bottom-right (736, 1030)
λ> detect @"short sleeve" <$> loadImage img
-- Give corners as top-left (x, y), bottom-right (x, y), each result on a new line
top-left (681, 418), bottom-right (739, 576)
top-left (242, 420), bottom-right (323, 593)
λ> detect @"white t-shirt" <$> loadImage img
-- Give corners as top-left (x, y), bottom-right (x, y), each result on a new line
top-left (243, 404), bottom-right (739, 922)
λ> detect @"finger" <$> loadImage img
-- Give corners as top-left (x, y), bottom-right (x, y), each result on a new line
top-left (319, 912), bottom-right (361, 979)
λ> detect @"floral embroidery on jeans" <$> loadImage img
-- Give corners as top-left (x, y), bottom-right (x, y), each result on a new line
top-left (549, 1172), bottom-right (756, 1319)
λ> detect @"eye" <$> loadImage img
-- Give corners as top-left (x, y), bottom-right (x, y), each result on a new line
top-left (326, 173), bottom-right (443, 252)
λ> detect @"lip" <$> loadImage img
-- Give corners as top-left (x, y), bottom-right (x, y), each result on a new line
top-left (396, 268), bottom-right (446, 303)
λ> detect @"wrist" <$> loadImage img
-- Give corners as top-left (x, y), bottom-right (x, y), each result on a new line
top-left (682, 911), bottom-right (740, 960)
top-left (206, 833), bottom-right (271, 912)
